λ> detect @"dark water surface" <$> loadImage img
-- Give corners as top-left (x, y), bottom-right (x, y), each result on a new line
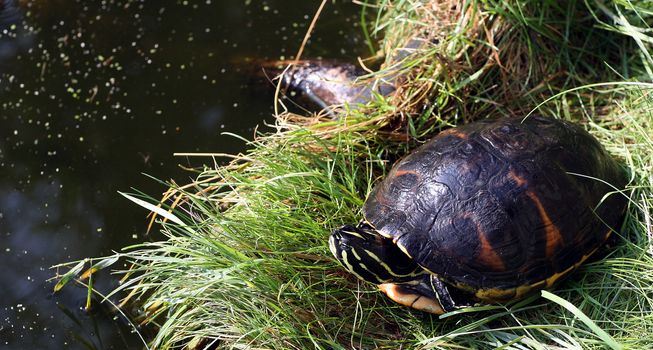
top-left (0, 1), bottom-right (366, 348)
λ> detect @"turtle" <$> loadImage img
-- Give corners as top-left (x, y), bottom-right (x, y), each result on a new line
top-left (257, 39), bottom-right (427, 112)
top-left (329, 115), bottom-right (628, 314)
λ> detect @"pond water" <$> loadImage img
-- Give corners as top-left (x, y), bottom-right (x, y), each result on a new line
top-left (0, 1), bottom-right (367, 348)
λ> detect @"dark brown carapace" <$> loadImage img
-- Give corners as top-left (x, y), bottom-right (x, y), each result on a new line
top-left (331, 116), bottom-right (628, 313)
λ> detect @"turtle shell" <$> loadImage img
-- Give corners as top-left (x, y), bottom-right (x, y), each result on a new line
top-left (364, 116), bottom-right (628, 300)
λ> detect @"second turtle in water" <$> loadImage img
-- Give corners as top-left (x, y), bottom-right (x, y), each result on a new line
top-left (330, 116), bottom-right (628, 314)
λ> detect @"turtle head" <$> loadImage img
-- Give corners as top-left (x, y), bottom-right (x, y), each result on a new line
top-left (329, 222), bottom-right (423, 285)
top-left (329, 222), bottom-right (455, 314)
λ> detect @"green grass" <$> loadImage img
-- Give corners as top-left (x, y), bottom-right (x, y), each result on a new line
top-left (53, 0), bottom-right (653, 349)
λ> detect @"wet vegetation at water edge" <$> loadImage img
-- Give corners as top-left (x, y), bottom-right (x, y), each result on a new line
top-left (54, 0), bottom-right (653, 349)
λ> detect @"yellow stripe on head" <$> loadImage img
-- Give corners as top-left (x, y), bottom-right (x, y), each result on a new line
top-left (330, 223), bottom-right (423, 285)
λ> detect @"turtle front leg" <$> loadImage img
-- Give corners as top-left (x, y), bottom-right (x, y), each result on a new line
top-left (378, 275), bottom-right (458, 314)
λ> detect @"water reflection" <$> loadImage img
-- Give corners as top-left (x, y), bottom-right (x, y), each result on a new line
top-left (0, 0), bottom-right (366, 348)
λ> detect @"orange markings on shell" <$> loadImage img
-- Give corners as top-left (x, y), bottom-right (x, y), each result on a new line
top-left (526, 191), bottom-right (564, 258)
top-left (441, 128), bottom-right (468, 140)
top-left (509, 170), bottom-right (528, 187)
top-left (509, 170), bottom-right (564, 259)
top-left (393, 169), bottom-right (419, 177)
top-left (475, 223), bottom-right (506, 271)
top-left (459, 213), bottom-right (506, 271)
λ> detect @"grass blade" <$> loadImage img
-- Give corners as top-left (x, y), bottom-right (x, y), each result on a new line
top-left (119, 191), bottom-right (184, 226)
top-left (53, 259), bottom-right (86, 292)
top-left (541, 290), bottom-right (622, 350)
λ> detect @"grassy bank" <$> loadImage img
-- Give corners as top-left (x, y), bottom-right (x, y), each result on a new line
top-left (55, 1), bottom-right (653, 349)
